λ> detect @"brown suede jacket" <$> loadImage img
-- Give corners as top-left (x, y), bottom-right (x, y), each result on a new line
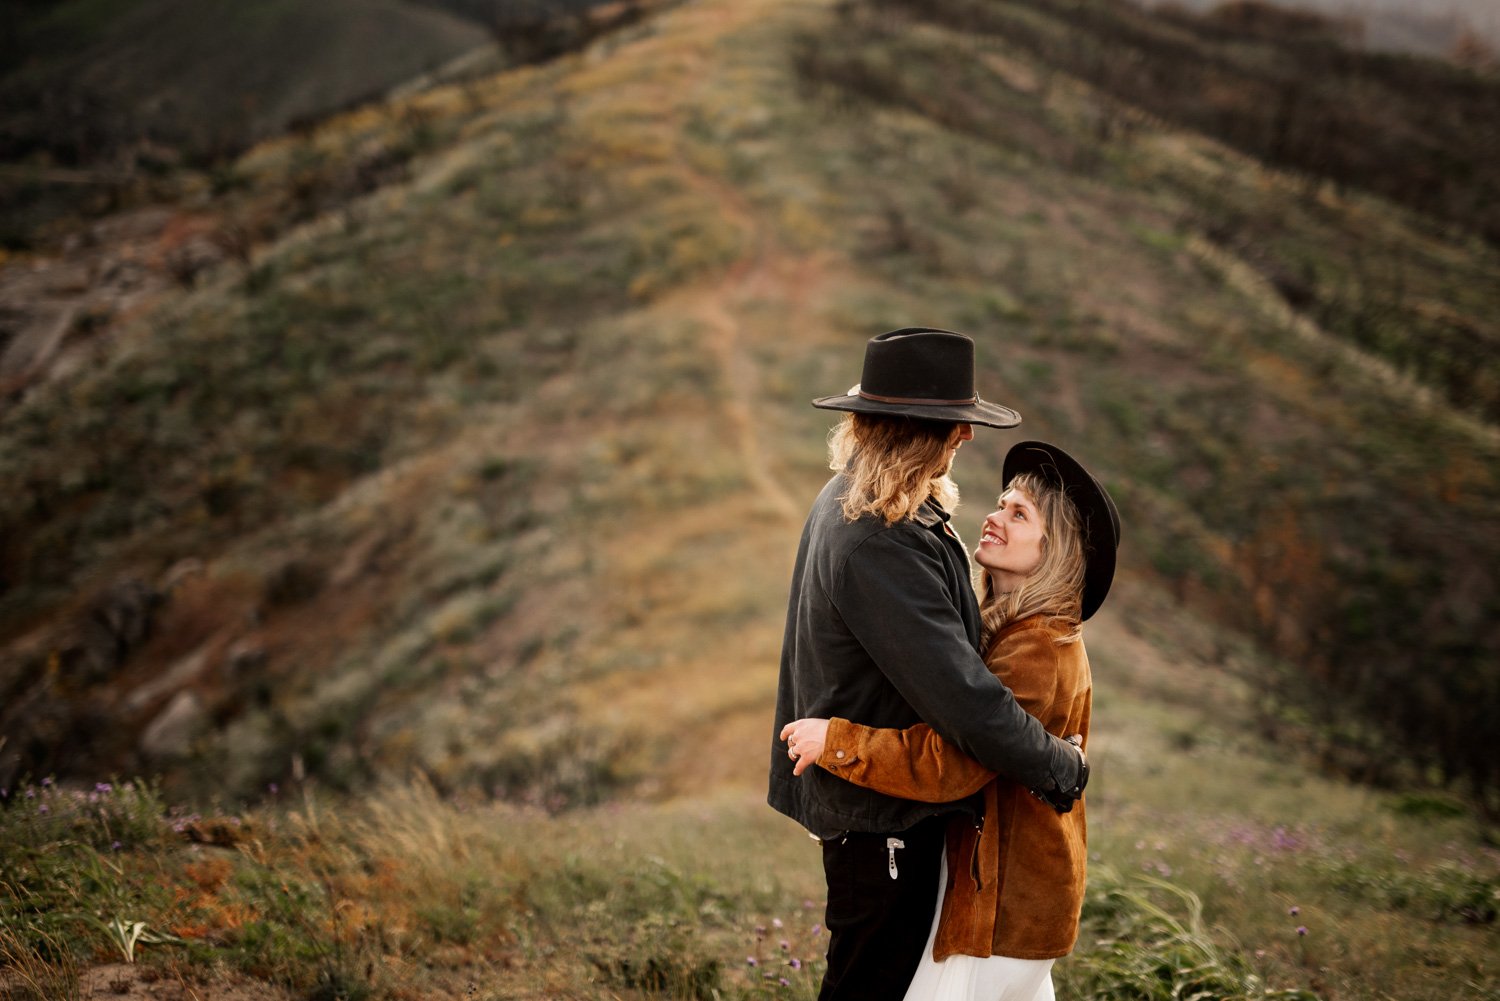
top-left (819, 615), bottom-right (1091, 961)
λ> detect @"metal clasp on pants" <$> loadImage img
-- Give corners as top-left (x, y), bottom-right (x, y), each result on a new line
top-left (886, 837), bottom-right (904, 879)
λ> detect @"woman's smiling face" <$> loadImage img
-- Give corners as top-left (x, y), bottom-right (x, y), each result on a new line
top-left (975, 485), bottom-right (1046, 590)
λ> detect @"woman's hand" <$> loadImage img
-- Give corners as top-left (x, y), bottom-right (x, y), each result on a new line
top-left (779, 718), bottom-right (831, 776)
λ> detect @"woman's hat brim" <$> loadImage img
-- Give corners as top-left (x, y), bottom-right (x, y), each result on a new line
top-left (812, 393), bottom-right (1021, 430)
top-left (1003, 440), bottom-right (1120, 621)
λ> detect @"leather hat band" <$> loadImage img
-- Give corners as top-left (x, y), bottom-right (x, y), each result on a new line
top-left (857, 387), bottom-right (980, 406)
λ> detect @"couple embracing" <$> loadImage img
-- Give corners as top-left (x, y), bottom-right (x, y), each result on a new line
top-left (768, 328), bottom-right (1121, 1001)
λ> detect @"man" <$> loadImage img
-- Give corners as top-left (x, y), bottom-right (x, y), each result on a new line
top-left (767, 327), bottom-right (1087, 1001)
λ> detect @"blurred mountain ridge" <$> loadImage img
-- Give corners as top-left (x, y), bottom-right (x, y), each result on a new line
top-left (0, 0), bottom-right (654, 247)
top-left (0, 0), bottom-right (1496, 828)
top-left (0, 0), bottom-right (488, 162)
top-left (1154, 0), bottom-right (1500, 59)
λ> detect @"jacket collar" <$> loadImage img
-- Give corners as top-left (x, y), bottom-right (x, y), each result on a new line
top-left (914, 498), bottom-right (953, 529)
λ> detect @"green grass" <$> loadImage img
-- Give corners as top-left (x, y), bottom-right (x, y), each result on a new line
top-left (1062, 873), bottom-right (1318, 1001)
top-left (4, 689), bottom-right (1495, 1001)
top-left (4, 595), bottom-right (1494, 1001)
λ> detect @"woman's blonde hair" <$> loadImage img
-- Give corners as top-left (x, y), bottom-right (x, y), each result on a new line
top-left (828, 413), bottom-right (964, 525)
top-left (976, 471), bottom-right (1086, 645)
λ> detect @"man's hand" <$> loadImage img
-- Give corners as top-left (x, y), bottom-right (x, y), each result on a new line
top-left (1031, 734), bottom-right (1088, 813)
top-left (780, 718), bottom-right (831, 777)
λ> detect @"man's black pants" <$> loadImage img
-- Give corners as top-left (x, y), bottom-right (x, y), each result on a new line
top-left (818, 814), bottom-right (947, 1001)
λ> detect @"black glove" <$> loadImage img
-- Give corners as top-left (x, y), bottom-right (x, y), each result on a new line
top-left (1031, 734), bottom-right (1088, 813)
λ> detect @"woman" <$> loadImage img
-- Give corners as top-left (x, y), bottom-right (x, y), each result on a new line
top-left (781, 440), bottom-right (1119, 1001)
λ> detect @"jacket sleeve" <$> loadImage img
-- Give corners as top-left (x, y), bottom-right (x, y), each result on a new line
top-left (818, 717), bottom-right (995, 803)
top-left (817, 626), bottom-right (1065, 802)
top-left (831, 530), bottom-right (1077, 793)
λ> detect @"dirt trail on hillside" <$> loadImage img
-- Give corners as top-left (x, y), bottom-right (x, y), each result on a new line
top-left (647, 0), bottom-right (823, 526)
top-left (669, 175), bottom-right (809, 524)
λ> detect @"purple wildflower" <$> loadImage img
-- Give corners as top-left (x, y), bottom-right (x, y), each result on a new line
top-left (1272, 826), bottom-right (1304, 851)
top-left (772, 918), bottom-right (784, 929)
top-left (37, 804), bottom-right (48, 814)
top-left (811, 923), bottom-right (823, 936)
top-left (95, 782), bottom-right (113, 794)
top-left (790, 958), bottom-right (803, 970)
top-left (1297, 926), bottom-right (1308, 936)
top-left (779, 978), bottom-right (790, 987)
top-left (780, 940), bottom-right (790, 951)
top-left (1289, 906), bottom-right (1300, 916)
top-left (747, 957), bottom-right (758, 967)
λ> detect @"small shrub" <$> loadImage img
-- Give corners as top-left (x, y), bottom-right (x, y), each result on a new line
top-left (0, 777), bottom-right (166, 853)
top-left (1063, 872), bottom-right (1319, 1000)
top-left (1390, 793), bottom-right (1466, 820)
top-left (482, 731), bottom-right (629, 813)
top-left (734, 908), bottom-right (827, 999)
top-left (1319, 857), bottom-right (1499, 925)
top-left (0, 780), bottom-right (181, 981)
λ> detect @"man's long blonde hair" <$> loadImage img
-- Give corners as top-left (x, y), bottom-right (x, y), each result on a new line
top-left (828, 413), bottom-right (964, 525)
top-left (976, 471), bottom-right (1086, 646)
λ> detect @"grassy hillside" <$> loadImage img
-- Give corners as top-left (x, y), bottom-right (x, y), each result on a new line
top-left (796, 0), bottom-right (1500, 813)
top-left (0, 0), bottom-right (493, 248)
top-left (0, 0), bottom-right (1496, 996)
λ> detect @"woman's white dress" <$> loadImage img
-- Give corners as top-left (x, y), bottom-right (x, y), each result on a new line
top-left (902, 853), bottom-right (1056, 1001)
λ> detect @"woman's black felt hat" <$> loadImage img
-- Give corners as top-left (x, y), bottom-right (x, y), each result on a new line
top-left (812, 327), bottom-right (1022, 429)
top-left (1003, 440), bottom-right (1121, 621)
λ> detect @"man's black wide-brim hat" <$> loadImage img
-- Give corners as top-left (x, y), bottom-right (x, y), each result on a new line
top-left (1003, 441), bottom-right (1121, 621)
top-left (812, 327), bottom-right (1022, 429)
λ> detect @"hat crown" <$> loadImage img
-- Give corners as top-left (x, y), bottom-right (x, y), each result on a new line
top-left (860, 328), bottom-right (977, 403)
top-left (1002, 441), bottom-right (1120, 621)
top-left (810, 326), bottom-right (1021, 429)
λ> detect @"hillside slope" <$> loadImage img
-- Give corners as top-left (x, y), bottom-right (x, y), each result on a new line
top-left (2, 0), bottom-right (1498, 807)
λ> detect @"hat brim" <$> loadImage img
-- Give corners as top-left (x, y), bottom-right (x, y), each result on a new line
top-left (1002, 441), bottom-right (1120, 621)
top-left (812, 394), bottom-right (1021, 430)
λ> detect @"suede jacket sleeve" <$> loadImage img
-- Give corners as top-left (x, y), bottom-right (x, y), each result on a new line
top-left (831, 530), bottom-right (1075, 793)
top-left (820, 622), bottom-right (1066, 802)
